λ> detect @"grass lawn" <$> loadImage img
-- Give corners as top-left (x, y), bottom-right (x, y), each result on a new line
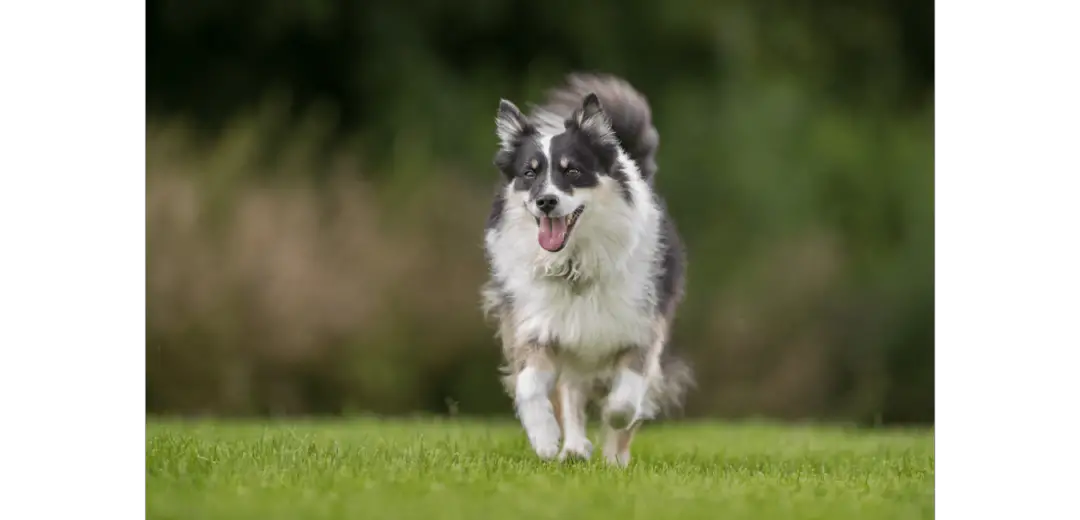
top-left (146, 418), bottom-right (934, 519)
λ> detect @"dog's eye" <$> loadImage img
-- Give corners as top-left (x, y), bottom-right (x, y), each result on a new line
top-left (566, 169), bottom-right (580, 178)
top-left (523, 170), bottom-right (536, 179)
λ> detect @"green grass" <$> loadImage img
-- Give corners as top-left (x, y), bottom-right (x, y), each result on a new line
top-left (146, 418), bottom-right (934, 519)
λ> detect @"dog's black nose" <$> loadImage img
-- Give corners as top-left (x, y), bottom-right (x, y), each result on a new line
top-left (535, 195), bottom-right (559, 214)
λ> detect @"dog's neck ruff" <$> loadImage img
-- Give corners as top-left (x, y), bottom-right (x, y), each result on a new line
top-left (536, 258), bottom-right (590, 289)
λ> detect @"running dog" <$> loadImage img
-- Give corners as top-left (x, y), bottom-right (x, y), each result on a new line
top-left (481, 73), bottom-right (691, 467)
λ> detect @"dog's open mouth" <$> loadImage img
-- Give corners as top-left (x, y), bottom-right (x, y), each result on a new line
top-left (536, 206), bottom-right (584, 252)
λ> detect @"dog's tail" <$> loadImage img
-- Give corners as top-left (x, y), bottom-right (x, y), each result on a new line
top-left (536, 73), bottom-right (661, 181)
top-left (649, 352), bottom-right (696, 419)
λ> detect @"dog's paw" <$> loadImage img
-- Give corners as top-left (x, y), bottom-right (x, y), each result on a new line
top-left (517, 394), bottom-right (562, 461)
top-left (531, 438), bottom-right (561, 460)
top-left (604, 370), bottom-right (646, 431)
top-left (603, 401), bottom-right (639, 431)
top-left (526, 422), bottom-right (562, 461)
top-left (559, 438), bottom-right (594, 462)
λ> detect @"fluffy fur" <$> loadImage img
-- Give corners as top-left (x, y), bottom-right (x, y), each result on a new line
top-left (481, 73), bottom-right (691, 466)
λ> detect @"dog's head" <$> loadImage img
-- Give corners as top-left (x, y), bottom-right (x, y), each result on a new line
top-left (492, 94), bottom-right (632, 253)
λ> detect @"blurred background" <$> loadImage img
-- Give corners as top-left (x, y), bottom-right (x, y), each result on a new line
top-left (146, 0), bottom-right (933, 426)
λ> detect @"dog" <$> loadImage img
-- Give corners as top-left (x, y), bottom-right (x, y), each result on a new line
top-left (481, 73), bottom-right (691, 467)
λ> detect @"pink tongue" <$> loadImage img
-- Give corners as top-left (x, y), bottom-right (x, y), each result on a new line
top-left (538, 216), bottom-right (569, 251)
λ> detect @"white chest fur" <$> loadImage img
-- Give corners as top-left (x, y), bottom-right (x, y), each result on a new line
top-left (508, 273), bottom-right (655, 358)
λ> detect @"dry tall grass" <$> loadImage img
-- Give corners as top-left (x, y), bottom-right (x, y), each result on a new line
top-left (146, 121), bottom-right (903, 421)
top-left (147, 120), bottom-right (501, 414)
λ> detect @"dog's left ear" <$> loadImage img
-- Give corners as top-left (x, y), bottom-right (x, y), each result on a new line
top-left (574, 93), bottom-right (616, 146)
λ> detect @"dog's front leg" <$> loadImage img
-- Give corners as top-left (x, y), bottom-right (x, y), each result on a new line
top-left (601, 348), bottom-right (651, 467)
top-left (601, 421), bottom-right (640, 468)
top-left (557, 377), bottom-right (593, 461)
top-left (514, 349), bottom-right (561, 460)
top-left (603, 349), bottom-right (648, 430)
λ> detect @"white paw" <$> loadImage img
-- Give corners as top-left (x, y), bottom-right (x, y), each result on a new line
top-left (604, 370), bottom-right (645, 430)
top-left (526, 419), bottom-right (562, 460)
top-left (559, 438), bottom-right (594, 461)
top-left (532, 437), bottom-right (561, 460)
top-left (603, 400), bottom-right (639, 431)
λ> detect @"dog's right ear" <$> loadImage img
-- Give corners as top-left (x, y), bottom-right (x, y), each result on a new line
top-left (495, 99), bottom-right (531, 151)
